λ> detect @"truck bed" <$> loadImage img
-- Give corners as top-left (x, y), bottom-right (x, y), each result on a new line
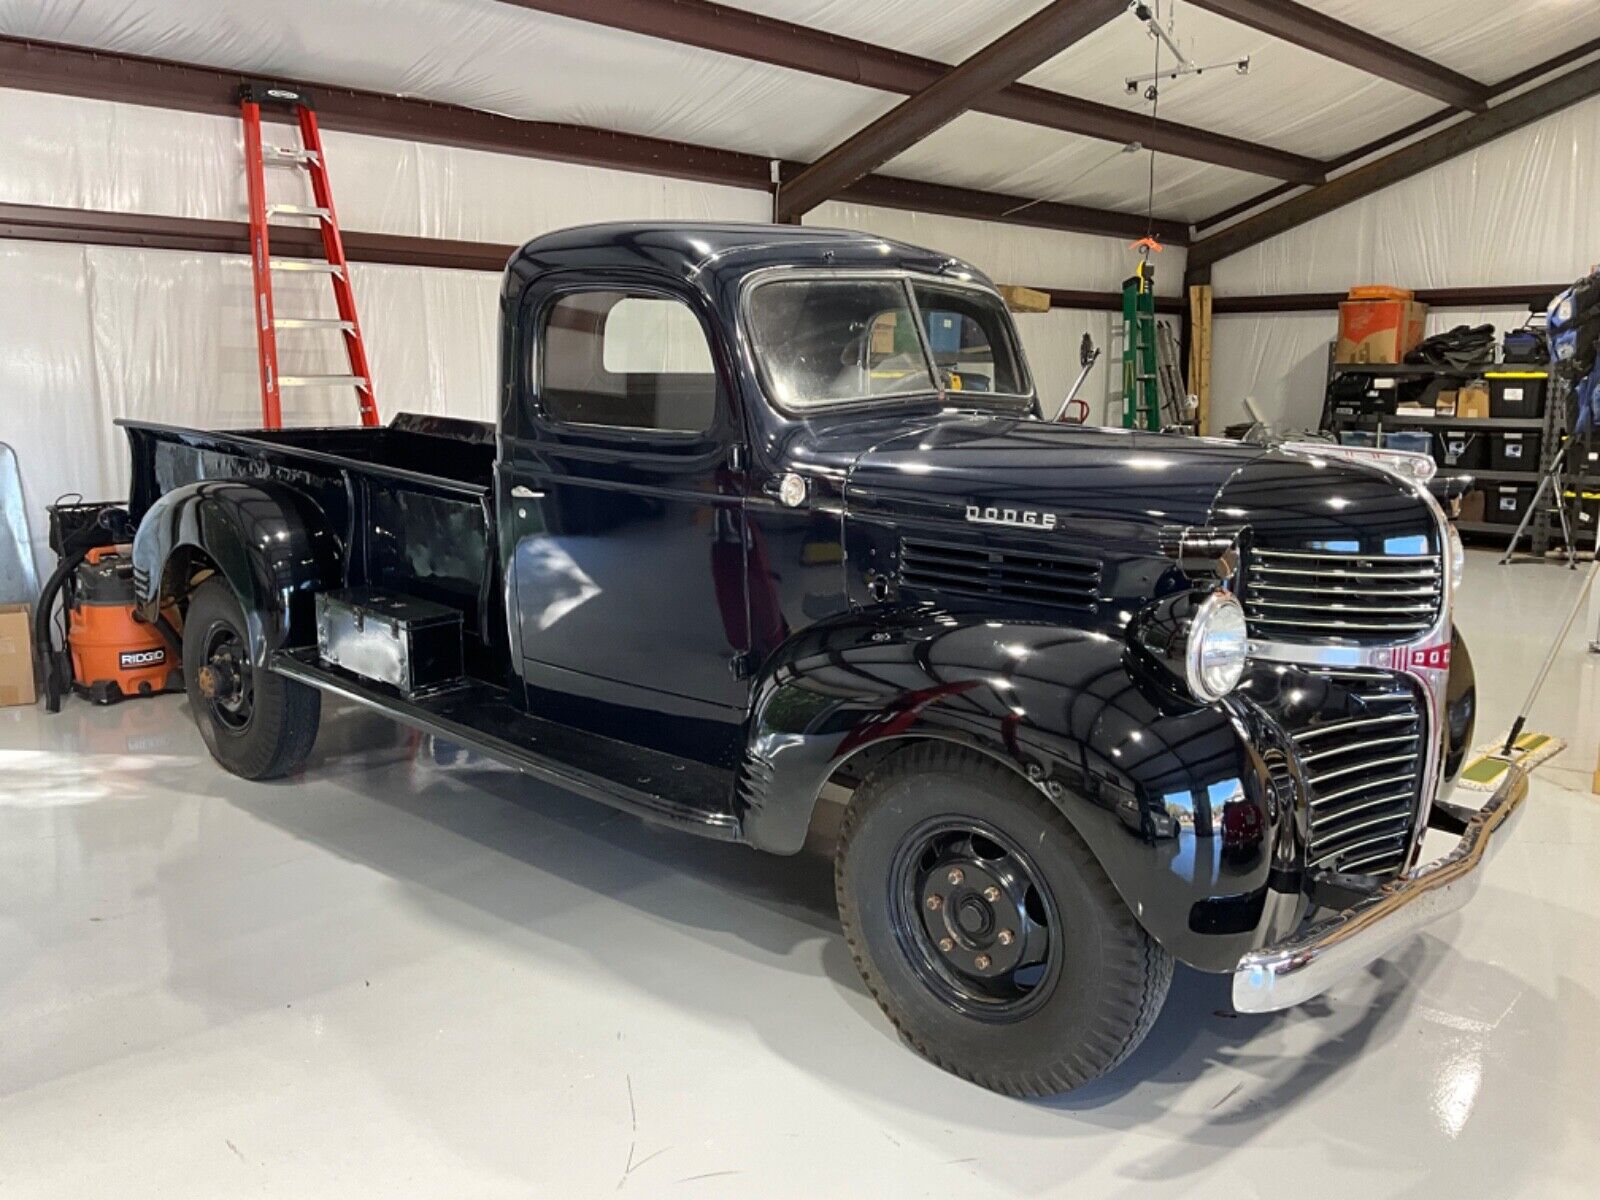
top-left (122, 413), bottom-right (505, 678)
top-left (124, 412), bottom-right (495, 493)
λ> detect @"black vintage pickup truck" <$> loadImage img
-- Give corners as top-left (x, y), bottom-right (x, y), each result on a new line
top-left (122, 222), bottom-right (1525, 1096)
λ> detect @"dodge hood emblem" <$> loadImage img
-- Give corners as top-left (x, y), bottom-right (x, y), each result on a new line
top-left (966, 504), bottom-right (1058, 531)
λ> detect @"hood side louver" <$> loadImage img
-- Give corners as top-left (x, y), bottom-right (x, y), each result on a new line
top-left (898, 536), bottom-right (1101, 612)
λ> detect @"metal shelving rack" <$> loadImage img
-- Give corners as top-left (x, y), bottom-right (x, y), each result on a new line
top-left (1318, 351), bottom-right (1545, 541)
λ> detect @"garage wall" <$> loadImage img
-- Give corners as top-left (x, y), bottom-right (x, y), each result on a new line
top-left (1208, 89), bottom-right (1600, 433)
top-left (0, 86), bottom-right (1159, 580)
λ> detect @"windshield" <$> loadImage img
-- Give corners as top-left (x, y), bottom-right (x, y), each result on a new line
top-left (746, 275), bottom-right (1029, 411)
top-left (911, 281), bottom-right (1027, 398)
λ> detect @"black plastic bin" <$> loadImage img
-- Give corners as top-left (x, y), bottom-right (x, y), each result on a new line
top-left (1490, 429), bottom-right (1541, 472)
top-left (1434, 428), bottom-right (1487, 470)
top-left (1488, 375), bottom-right (1547, 419)
top-left (1489, 483), bottom-right (1535, 525)
top-left (1568, 491), bottom-right (1600, 540)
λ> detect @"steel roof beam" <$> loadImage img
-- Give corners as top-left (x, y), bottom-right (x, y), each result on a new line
top-left (1188, 59), bottom-right (1600, 268)
top-left (775, 0), bottom-right (1129, 221)
top-left (0, 36), bottom-right (1181, 243)
top-left (508, 0), bottom-right (1324, 184)
top-left (1189, 0), bottom-right (1491, 111)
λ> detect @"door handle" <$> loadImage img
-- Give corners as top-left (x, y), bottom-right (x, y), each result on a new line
top-left (510, 485), bottom-right (544, 499)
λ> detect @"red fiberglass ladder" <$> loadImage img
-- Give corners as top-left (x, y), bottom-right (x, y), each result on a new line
top-left (239, 81), bottom-right (379, 429)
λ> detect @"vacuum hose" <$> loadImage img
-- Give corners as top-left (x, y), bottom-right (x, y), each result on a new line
top-left (33, 548), bottom-right (87, 714)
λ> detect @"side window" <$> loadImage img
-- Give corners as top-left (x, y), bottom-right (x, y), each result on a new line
top-left (540, 291), bottom-right (718, 433)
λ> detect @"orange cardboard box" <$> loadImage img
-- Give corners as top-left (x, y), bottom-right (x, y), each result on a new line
top-left (1347, 285), bottom-right (1414, 301)
top-left (1336, 299), bottom-right (1429, 364)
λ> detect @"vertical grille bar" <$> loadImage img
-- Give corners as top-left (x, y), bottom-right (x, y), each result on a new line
top-left (1286, 668), bottom-right (1426, 878)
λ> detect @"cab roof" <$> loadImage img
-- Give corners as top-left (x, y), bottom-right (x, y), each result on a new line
top-left (504, 221), bottom-right (995, 300)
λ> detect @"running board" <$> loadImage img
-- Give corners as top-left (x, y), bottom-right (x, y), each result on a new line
top-left (272, 649), bottom-right (741, 841)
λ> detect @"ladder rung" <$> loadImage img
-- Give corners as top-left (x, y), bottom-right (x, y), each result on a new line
top-left (266, 203), bottom-right (332, 221)
top-left (279, 374), bottom-right (370, 390)
top-left (275, 317), bottom-right (356, 331)
top-left (268, 258), bottom-right (344, 276)
top-left (264, 145), bottom-right (319, 166)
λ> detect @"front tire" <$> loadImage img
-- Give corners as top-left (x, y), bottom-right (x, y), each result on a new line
top-left (182, 577), bottom-right (320, 780)
top-left (835, 743), bottom-right (1171, 1097)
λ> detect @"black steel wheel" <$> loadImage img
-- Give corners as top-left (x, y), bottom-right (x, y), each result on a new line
top-left (888, 818), bottom-right (1064, 1021)
top-left (196, 619), bottom-right (254, 734)
top-left (183, 578), bottom-right (321, 780)
top-left (836, 742), bottom-right (1172, 1097)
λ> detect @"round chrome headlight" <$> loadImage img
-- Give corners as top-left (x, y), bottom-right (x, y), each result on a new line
top-left (1186, 591), bottom-right (1248, 701)
top-left (1446, 523), bottom-right (1466, 591)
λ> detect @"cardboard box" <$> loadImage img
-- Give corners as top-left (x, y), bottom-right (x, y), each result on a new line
top-left (1457, 384), bottom-right (1490, 419)
top-left (870, 312), bottom-right (898, 357)
top-left (998, 284), bottom-right (1051, 314)
top-left (1348, 285), bottom-right (1414, 301)
top-left (1336, 299), bottom-right (1428, 363)
top-left (1457, 489), bottom-right (1486, 524)
top-left (0, 603), bottom-right (36, 707)
top-left (1435, 388), bottom-right (1458, 416)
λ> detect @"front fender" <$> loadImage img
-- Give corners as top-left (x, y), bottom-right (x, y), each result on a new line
top-left (741, 609), bottom-right (1309, 971)
top-left (1444, 628), bottom-right (1476, 782)
top-left (131, 480), bottom-right (340, 666)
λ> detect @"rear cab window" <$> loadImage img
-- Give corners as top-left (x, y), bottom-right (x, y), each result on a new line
top-left (538, 291), bottom-right (718, 433)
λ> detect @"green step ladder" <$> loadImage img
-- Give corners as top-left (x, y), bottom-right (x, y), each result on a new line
top-left (1121, 264), bottom-right (1161, 430)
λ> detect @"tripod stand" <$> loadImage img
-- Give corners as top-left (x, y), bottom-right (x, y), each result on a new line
top-left (1499, 374), bottom-right (1596, 567)
top-left (1499, 440), bottom-right (1581, 567)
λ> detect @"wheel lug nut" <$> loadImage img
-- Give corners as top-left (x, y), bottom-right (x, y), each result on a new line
top-left (926, 894), bottom-right (943, 911)
top-left (947, 868), bottom-right (964, 886)
top-left (974, 954), bottom-right (991, 970)
top-left (938, 937), bottom-right (954, 953)
top-left (983, 886), bottom-right (1000, 902)
top-left (997, 929), bottom-right (1014, 946)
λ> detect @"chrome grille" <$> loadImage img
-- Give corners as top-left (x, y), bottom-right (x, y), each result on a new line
top-left (1243, 548), bottom-right (1443, 642)
top-left (1290, 668), bottom-right (1424, 877)
top-left (898, 537), bottom-right (1100, 612)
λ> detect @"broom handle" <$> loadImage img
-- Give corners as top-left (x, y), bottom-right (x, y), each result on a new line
top-left (1504, 553), bottom-right (1600, 754)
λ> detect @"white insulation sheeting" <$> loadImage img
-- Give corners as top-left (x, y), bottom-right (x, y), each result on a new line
top-left (0, 87), bottom-right (1154, 576)
top-left (1213, 92), bottom-right (1600, 296)
top-left (0, 241), bottom-right (502, 578)
top-left (807, 200), bottom-right (1188, 295)
top-left (0, 87), bottom-right (771, 239)
top-left (0, 0), bottom-right (899, 165)
top-left (1014, 308), bottom-right (1122, 425)
top-left (1207, 91), bottom-right (1600, 434)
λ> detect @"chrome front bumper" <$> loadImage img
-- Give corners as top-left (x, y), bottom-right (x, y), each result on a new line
top-left (1232, 765), bottom-right (1529, 1014)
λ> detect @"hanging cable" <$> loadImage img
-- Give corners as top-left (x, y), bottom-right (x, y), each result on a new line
top-left (1144, 0), bottom-right (1163, 244)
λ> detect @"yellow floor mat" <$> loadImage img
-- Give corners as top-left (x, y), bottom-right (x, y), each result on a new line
top-left (1455, 730), bottom-right (1566, 791)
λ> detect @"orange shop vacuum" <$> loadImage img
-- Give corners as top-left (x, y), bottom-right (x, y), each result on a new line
top-left (35, 500), bottom-right (182, 711)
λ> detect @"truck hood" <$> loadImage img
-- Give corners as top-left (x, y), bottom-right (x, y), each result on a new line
top-left (823, 413), bottom-right (1440, 556)
top-left (834, 415), bottom-right (1264, 540)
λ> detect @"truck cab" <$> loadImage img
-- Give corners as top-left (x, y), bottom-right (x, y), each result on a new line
top-left (122, 222), bottom-right (1525, 1097)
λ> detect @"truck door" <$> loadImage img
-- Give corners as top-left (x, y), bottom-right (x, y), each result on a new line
top-left (500, 281), bottom-right (750, 737)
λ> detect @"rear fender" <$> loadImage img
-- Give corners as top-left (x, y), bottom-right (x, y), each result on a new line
top-left (131, 480), bottom-right (341, 666)
top-left (740, 610), bottom-right (1309, 971)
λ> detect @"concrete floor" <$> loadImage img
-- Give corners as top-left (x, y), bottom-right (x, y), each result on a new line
top-left (2, 548), bottom-right (1596, 1199)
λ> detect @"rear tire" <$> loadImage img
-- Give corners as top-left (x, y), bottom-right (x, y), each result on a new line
top-left (835, 742), bottom-right (1171, 1097)
top-left (183, 577), bottom-right (320, 780)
